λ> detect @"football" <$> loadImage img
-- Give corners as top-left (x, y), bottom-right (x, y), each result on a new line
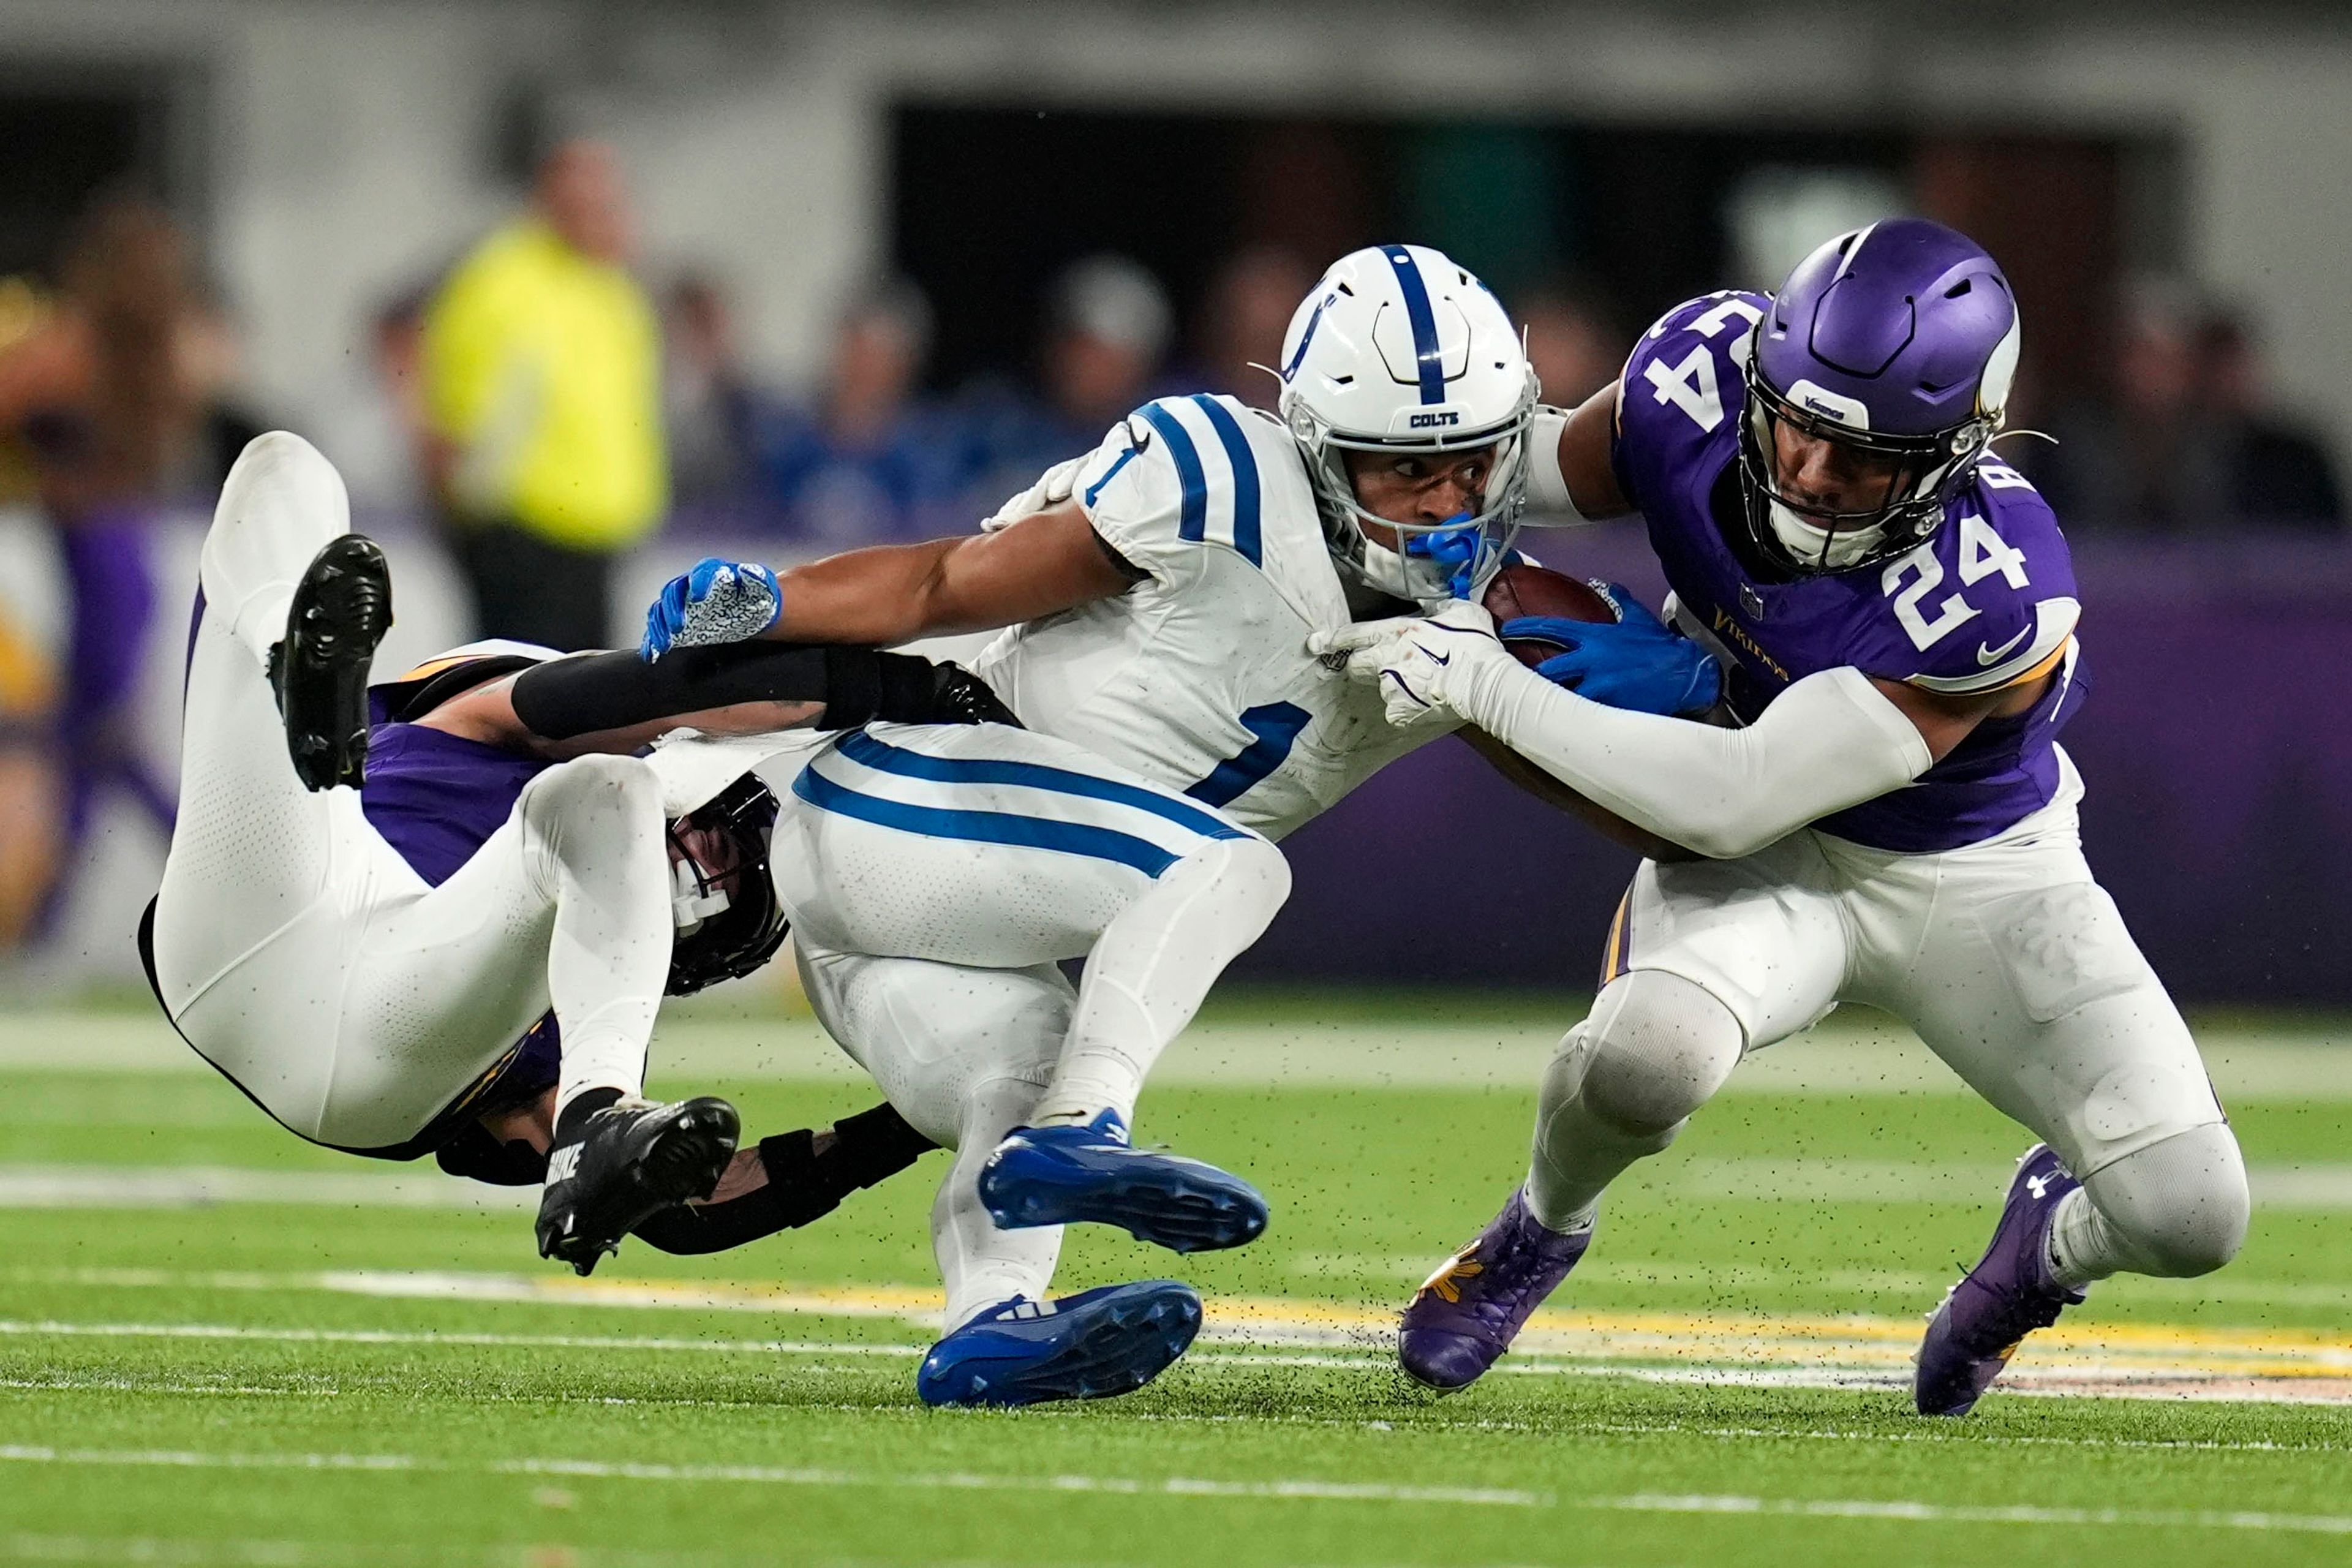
top-left (1481, 561), bottom-right (1621, 668)
top-left (1474, 561), bottom-right (1698, 863)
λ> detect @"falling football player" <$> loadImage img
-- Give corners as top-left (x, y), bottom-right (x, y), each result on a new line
top-left (144, 432), bottom-right (1022, 1275)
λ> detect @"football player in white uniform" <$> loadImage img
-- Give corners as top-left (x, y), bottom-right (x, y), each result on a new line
top-left (150, 434), bottom-right (1007, 1277)
top-left (641, 245), bottom-right (1714, 1405)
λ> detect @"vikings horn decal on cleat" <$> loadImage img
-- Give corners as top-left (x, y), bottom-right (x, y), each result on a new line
top-left (270, 533), bottom-right (393, 791)
top-left (916, 1280), bottom-right (1204, 1408)
top-left (536, 1095), bottom-right (741, 1276)
top-left (1396, 1186), bottom-right (1589, 1392)
top-left (1913, 1144), bottom-right (2087, 1417)
top-left (976, 1109), bottom-right (1269, 1254)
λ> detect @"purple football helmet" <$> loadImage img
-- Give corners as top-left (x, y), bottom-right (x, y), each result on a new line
top-left (1738, 218), bottom-right (2021, 574)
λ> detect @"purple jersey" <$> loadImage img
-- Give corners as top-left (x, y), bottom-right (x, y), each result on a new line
top-left (361, 650), bottom-right (553, 885)
top-left (1612, 291), bottom-right (2086, 853)
top-left (358, 649), bottom-right (565, 1115)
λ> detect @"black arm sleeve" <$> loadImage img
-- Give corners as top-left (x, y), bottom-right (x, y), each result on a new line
top-left (631, 1104), bottom-right (939, 1255)
top-left (507, 643), bottom-right (949, 741)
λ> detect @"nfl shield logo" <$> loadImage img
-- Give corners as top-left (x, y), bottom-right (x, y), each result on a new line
top-left (1738, 584), bottom-right (1766, 620)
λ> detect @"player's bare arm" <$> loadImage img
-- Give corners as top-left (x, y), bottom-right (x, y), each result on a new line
top-left (1873, 667), bottom-right (2052, 763)
top-left (1537, 381), bottom-right (1636, 520)
top-left (767, 503), bottom-right (1136, 645)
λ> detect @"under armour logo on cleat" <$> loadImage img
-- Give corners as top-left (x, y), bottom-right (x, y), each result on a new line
top-left (2025, 1174), bottom-right (2052, 1200)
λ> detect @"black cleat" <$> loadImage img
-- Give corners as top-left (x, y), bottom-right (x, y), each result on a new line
top-left (270, 533), bottom-right (392, 791)
top-left (537, 1096), bottom-right (741, 1276)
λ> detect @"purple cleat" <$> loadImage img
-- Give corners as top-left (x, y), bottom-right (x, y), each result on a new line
top-left (1915, 1144), bottom-right (2088, 1417)
top-left (1397, 1186), bottom-right (1589, 1392)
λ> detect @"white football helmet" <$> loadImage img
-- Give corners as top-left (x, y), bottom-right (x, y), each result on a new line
top-left (1276, 244), bottom-right (1537, 602)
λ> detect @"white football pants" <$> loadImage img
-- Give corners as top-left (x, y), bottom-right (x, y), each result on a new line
top-left (149, 433), bottom-right (673, 1152)
top-left (1527, 755), bottom-right (2248, 1284)
top-left (776, 723), bottom-right (1291, 1329)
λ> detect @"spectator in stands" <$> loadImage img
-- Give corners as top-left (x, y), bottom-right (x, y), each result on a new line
top-left (0, 197), bottom-right (206, 940)
top-left (1043, 254), bottom-right (1174, 435)
top-left (1193, 246), bottom-right (1313, 407)
top-left (2196, 310), bottom-right (2343, 530)
top-left (663, 274), bottom-right (760, 510)
top-left (421, 138), bottom-right (665, 650)
top-left (1519, 278), bottom-right (1628, 410)
top-left (2033, 284), bottom-right (2227, 532)
top-left (303, 289), bottom-right (434, 514)
top-left (956, 253), bottom-right (1176, 522)
top-left (186, 279), bottom-right (271, 496)
top-left (748, 276), bottom-right (968, 545)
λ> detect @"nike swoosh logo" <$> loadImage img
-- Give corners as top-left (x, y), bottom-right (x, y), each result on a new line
top-left (1977, 624), bottom-right (2033, 665)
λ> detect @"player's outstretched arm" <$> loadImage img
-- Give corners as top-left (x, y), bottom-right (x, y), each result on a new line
top-left (642, 502), bottom-right (1138, 658)
top-left (1319, 607), bottom-right (2024, 860)
top-left (414, 642), bottom-right (1012, 760)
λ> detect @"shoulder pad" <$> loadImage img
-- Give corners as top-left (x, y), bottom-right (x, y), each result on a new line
top-left (1612, 292), bottom-right (1768, 507)
top-left (1080, 393), bottom-right (1276, 573)
top-left (1883, 497), bottom-right (2079, 694)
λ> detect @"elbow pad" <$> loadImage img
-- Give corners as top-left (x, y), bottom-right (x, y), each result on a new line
top-left (508, 644), bottom-right (951, 740)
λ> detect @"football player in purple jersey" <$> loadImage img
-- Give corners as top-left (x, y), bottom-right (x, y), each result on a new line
top-left (1322, 219), bottom-right (2248, 1415)
top-left (146, 434), bottom-right (1008, 1276)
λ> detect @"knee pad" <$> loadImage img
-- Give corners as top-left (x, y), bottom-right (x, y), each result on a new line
top-left (1169, 834), bottom-right (1292, 925)
top-left (524, 753), bottom-right (666, 838)
top-left (1572, 970), bottom-right (1744, 1138)
top-left (2082, 1122), bottom-right (2250, 1278)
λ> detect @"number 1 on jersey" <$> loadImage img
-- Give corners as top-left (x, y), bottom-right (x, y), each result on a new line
top-left (1188, 702), bottom-right (1311, 809)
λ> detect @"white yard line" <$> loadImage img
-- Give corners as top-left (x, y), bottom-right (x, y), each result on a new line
top-left (0, 1444), bottom-right (1540, 1508)
top-left (10, 1156), bottom-right (2352, 1213)
top-left (7, 1011), bottom-right (2349, 1096)
top-left (4, 1444), bottom-right (2351, 1533)
top-left (0, 1167), bottom-right (533, 1211)
top-left (8, 1313), bottom-right (2351, 1406)
top-left (0, 1319), bottom-right (920, 1357)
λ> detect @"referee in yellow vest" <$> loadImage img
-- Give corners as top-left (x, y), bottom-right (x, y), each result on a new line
top-left (421, 140), bottom-right (666, 650)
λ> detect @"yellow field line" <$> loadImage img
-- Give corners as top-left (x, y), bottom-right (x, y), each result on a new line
top-left (345, 1272), bottom-right (2352, 1370)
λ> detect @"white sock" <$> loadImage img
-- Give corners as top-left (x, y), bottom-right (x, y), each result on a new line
top-left (937, 1077), bottom-right (1062, 1330)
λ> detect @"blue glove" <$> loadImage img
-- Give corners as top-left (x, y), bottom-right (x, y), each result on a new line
top-left (1403, 513), bottom-right (1501, 599)
top-left (640, 557), bottom-right (782, 662)
top-left (1502, 586), bottom-right (1723, 717)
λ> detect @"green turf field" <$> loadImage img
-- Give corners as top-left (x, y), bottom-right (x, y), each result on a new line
top-left (2, 991), bottom-right (2349, 1567)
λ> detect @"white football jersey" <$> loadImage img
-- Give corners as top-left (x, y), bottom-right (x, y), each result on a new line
top-left (970, 393), bottom-right (1451, 842)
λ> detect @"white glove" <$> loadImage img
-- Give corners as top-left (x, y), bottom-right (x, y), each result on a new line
top-left (1310, 600), bottom-right (1509, 729)
top-left (981, 454), bottom-right (1087, 532)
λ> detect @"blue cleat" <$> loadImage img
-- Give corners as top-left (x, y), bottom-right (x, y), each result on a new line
top-left (1914, 1144), bottom-right (2087, 1417)
top-left (916, 1280), bottom-right (1203, 1408)
top-left (977, 1111), bottom-right (1268, 1254)
top-left (1397, 1186), bottom-right (1589, 1392)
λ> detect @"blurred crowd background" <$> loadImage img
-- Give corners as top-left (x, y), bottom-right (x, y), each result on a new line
top-left (0, 0), bottom-right (2346, 1005)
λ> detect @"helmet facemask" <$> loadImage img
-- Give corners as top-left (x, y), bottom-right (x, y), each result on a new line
top-left (1291, 382), bottom-right (1535, 605)
top-left (662, 775), bottom-right (788, 997)
top-left (1735, 362), bottom-right (1994, 576)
